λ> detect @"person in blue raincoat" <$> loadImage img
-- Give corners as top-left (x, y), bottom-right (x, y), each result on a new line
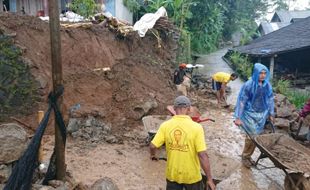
top-left (234, 63), bottom-right (275, 168)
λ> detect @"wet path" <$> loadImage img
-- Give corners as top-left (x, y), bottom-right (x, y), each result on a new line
top-left (194, 48), bottom-right (243, 105)
top-left (197, 48), bottom-right (286, 189)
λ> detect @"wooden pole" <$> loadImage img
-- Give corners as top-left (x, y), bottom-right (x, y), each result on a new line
top-left (270, 56), bottom-right (275, 80)
top-left (48, 0), bottom-right (65, 180)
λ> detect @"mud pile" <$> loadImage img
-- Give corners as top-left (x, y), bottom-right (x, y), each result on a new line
top-left (0, 13), bottom-right (178, 134)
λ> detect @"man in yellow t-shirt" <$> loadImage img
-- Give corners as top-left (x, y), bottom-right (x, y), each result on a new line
top-left (212, 72), bottom-right (238, 107)
top-left (150, 96), bottom-right (215, 190)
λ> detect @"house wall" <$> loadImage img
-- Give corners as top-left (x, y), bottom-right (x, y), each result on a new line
top-left (115, 0), bottom-right (132, 24)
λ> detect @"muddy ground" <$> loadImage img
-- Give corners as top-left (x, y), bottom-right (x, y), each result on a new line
top-left (40, 100), bottom-right (288, 189)
top-left (1, 14), bottom-right (308, 189)
top-left (0, 13), bottom-right (177, 134)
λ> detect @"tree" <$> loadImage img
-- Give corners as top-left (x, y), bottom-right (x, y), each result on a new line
top-left (69, 0), bottom-right (97, 18)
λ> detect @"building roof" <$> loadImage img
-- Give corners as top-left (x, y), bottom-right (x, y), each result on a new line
top-left (258, 21), bottom-right (290, 35)
top-left (234, 16), bottom-right (310, 57)
top-left (271, 10), bottom-right (310, 23)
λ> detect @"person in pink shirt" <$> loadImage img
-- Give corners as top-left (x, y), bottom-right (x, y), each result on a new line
top-left (298, 99), bottom-right (310, 141)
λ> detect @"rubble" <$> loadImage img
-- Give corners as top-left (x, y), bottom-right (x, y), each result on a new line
top-left (67, 116), bottom-right (123, 144)
top-left (91, 177), bottom-right (119, 190)
top-left (0, 164), bottom-right (12, 183)
top-left (0, 123), bottom-right (28, 164)
top-left (274, 93), bottom-right (299, 132)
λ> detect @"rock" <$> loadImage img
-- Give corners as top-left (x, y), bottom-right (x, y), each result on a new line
top-left (67, 118), bottom-right (79, 133)
top-left (276, 105), bottom-right (292, 118)
top-left (91, 177), bottom-right (119, 190)
top-left (22, 57), bottom-right (36, 68)
top-left (85, 116), bottom-right (95, 127)
top-left (288, 111), bottom-right (299, 121)
top-left (0, 164), bottom-right (12, 183)
top-left (48, 180), bottom-right (65, 188)
top-left (0, 123), bottom-right (28, 164)
top-left (32, 184), bottom-right (56, 190)
top-left (36, 75), bottom-right (48, 89)
top-left (133, 99), bottom-right (158, 120)
top-left (274, 93), bottom-right (286, 105)
top-left (105, 135), bottom-right (118, 144)
top-left (274, 118), bottom-right (290, 130)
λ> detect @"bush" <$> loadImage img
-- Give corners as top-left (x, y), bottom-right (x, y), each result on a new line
top-left (273, 79), bottom-right (310, 109)
top-left (69, 0), bottom-right (97, 18)
top-left (286, 91), bottom-right (310, 109)
top-left (273, 79), bottom-right (290, 94)
top-left (228, 51), bottom-right (252, 80)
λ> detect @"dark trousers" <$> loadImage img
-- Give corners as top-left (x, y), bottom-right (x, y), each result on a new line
top-left (166, 179), bottom-right (204, 190)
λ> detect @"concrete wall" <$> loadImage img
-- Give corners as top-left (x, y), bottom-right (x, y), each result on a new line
top-left (115, 0), bottom-right (133, 24)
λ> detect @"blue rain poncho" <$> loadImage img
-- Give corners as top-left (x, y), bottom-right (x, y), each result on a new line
top-left (234, 63), bottom-right (275, 135)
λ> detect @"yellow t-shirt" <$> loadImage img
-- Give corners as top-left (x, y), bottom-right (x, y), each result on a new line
top-left (212, 72), bottom-right (231, 83)
top-left (151, 115), bottom-right (207, 184)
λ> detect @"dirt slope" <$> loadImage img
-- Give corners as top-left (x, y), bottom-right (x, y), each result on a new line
top-left (0, 13), bottom-right (178, 133)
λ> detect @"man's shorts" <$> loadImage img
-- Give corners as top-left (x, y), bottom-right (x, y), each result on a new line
top-left (212, 79), bottom-right (222, 91)
top-left (166, 179), bottom-right (204, 190)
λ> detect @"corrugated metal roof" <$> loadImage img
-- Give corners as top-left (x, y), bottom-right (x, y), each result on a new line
top-left (234, 16), bottom-right (310, 56)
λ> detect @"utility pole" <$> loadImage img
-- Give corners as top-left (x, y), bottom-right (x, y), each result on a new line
top-left (48, 0), bottom-right (65, 180)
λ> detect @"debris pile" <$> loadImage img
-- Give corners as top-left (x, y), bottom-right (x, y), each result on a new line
top-left (274, 93), bottom-right (299, 131)
top-left (67, 116), bottom-right (122, 144)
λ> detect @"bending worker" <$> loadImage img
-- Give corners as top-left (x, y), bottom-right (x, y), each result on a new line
top-left (212, 72), bottom-right (238, 107)
top-left (173, 63), bottom-right (190, 96)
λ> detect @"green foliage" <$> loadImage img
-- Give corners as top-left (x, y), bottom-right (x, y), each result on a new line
top-left (286, 90), bottom-right (310, 109)
top-left (69, 0), bottom-right (97, 18)
top-left (123, 0), bottom-right (142, 12)
top-left (270, 0), bottom-right (296, 10)
top-left (0, 36), bottom-right (38, 120)
top-left (125, 0), bottom-right (282, 58)
top-left (228, 52), bottom-right (252, 80)
top-left (187, 1), bottom-right (224, 53)
top-left (273, 79), bottom-right (310, 108)
top-left (273, 79), bottom-right (290, 94)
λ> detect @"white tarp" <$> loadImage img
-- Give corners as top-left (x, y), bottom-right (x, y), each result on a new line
top-left (39, 11), bottom-right (86, 22)
top-left (133, 7), bottom-right (167, 37)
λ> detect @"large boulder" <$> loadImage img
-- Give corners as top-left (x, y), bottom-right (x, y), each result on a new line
top-left (274, 93), bottom-right (286, 106)
top-left (0, 123), bottom-right (28, 164)
top-left (91, 177), bottom-right (119, 190)
top-left (274, 118), bottom-right (290, 130)
top-left (132, 99), bottom-right (158, 120)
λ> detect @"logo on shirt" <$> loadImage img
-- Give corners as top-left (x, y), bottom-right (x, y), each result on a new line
top-left (168, 128), bottom-right (189, 152)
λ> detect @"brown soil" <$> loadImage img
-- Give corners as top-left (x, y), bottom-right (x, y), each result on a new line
top-left (0, 13), bottom-right (177, 134)
top-left (256, 134), bottom-right (310, 173)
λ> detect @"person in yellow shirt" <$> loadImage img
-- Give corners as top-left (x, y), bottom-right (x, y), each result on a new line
top-left (150, 96), bottom-right (215, 190)
top-left (212, 72), bottom-right (238, 107)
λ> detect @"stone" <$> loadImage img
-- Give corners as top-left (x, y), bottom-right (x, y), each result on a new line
top-left (274, 118), bottom-right (290, 130)
top-left (91, 177), bottom-right (119, 190)
top-left (85, 116), bottom-right (95, 127)
top-left (276, 105), bottom-right (292, 118)
top-left (67, 118), bottom-right (79, 133)
top-left (0, 123), bottom-right (28, 164)
top-left (274, 93), bottom-right (286, 105)
top-left (31, 184), bottom-right (56, 190)
top-left (36, 75), bottom-right (48, 89)
top-left (133, 99), bottom-right (158, 120)
top-left (0, 164), bottom-right (12, 183)
top-left (105, 135), bottom-right (118, 144)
